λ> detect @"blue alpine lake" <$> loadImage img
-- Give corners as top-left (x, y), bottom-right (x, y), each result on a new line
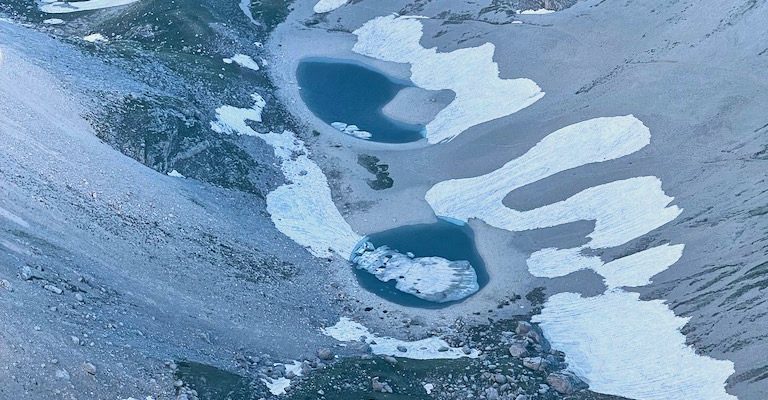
top-left (296, 58), bottom-right (425, 143)
top-left (355, 219), bottom-right (489, 309)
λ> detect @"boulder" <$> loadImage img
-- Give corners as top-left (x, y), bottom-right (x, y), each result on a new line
top-left (546, 371), bottom-right (587, 395)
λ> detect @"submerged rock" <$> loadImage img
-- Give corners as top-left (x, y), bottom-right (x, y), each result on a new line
top-left (351, 242), bottom-right (479, 303)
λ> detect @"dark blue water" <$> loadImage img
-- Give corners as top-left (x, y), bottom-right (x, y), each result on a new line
top-left (355, 219), bottom-right (489, 309)
top-left (296, 58), bottom-right (425, 143)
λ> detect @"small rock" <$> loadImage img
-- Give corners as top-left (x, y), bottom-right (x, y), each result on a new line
top-left (54, 369), bottom-right (70, 380)
top-left (522, 356), bottom-right (549, 371)
top-left (383, 356), bottom-right (398, 364)
top-left (485, 387), bottom-right (499, 400)
top-left (508, 343), bottom-right (529, 358)
top-left (21, 266), bottom-right (41, 281)
top-left (75, 293), bottom-right (84, 302)
top-left (0, 279), bottom-right (12, 291)
top-left (316, 348), bottom-right (334, 361)
top-left (494, 373), bottom-right (507, 384)
top-left (371, 377), bottom-right (393, 393)
top-left (515, 395), bottom-right (529, 400)
top-left (82, 362), bottom-right (97, 375)
top-left (461, 346), bottom-right (472, 355)
top-left (515, 321), bottom-right (532, 336)
top-left (396, 345), bottom-right (407, 353)
top-left (44, 284), bottom-right (63, 295)
top-left (70, 336), bottom-right (81, 346)
top-left (437, 346), bottom-right (449, 352)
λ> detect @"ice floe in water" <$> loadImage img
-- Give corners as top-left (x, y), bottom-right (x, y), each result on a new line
top-left (352, 241), bottom-right (479, 303)
top-left (426, 115), bottom-right (736, 399)
top-left (223, 54), bottom-right (260, 71)
top-left (39, 0), bottom-right (139, 14)
top-left (323, 317), bottom-right (480, 359)
top-left (353, 15), bottom-right (543, 144)
top-left (209, 94), bottom-right (362, 258)
top-left (330, 121), bottom-right (371, 140)
top-left (313, 0), bottom-right (349, 14)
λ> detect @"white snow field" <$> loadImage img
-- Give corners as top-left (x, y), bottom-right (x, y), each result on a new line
top-left (426, 115), bottom-right (736, 399)
top-left (352, 15), bottom-right (544, 144)
top-left (210, 94), bottom-right (362, 259)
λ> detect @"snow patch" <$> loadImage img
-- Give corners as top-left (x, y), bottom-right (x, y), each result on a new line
top-left (223, 54), bottom-right (260, 71)
top-left (426, 116), bottom-right (652, 227)
top-left (519, 8), bottom-right (555, 14)
top-left (260, 361), bottom-right (303, 396)
top-left (83, 33), bottom-right (108, 43)
top-left (313, 0), bottom-right (349, 13)
top-left (42, 18), bottom-right (65, 25)
top-left (323, 317), bottom-right (480, 359)
top-left (239, 0), bottom-right (257, 25)
top-left (528, 243), bottom-right (684, 288)
top-left (426, 115), bottom-right (735, 399)
top-left (209, 95), bottom-right (362, 258)
top-left (353, 15), bottom-right (543, 143)
top-left (0, 206), bottom-right (30, 228)
top-left (534, 291), bottom-right (737, 400)
top-left (39, 0), bottom-right (139, 14)
top-left (210, 93), bottom-right (266, 135)
top-left (167, 170), bottom-right (185, 178)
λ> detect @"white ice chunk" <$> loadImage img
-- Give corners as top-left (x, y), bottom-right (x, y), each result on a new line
top-left (42, 18), bottom-right (65, 25)
top-left (223, 54), bottom-right (260, 71)
top-left (313, 0), bottom-right (349, 14)
top-left (330, 121), bottom-right (371, 139)
top-left (83, 33), bottom-right (108, 43)
top-left (167, 170), bottom-right (185, 178)
top-left (39, 0), bottom-right (139, 14)
top-left (352, 243), bottom-right (479, 302)
top-left (519, 8), bottom-right (555, 14)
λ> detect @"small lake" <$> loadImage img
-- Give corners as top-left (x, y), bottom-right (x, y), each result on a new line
top-left (296, 58), bottom-right (425, 143)
top-left (355, 219), bottom-right (489, 309)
